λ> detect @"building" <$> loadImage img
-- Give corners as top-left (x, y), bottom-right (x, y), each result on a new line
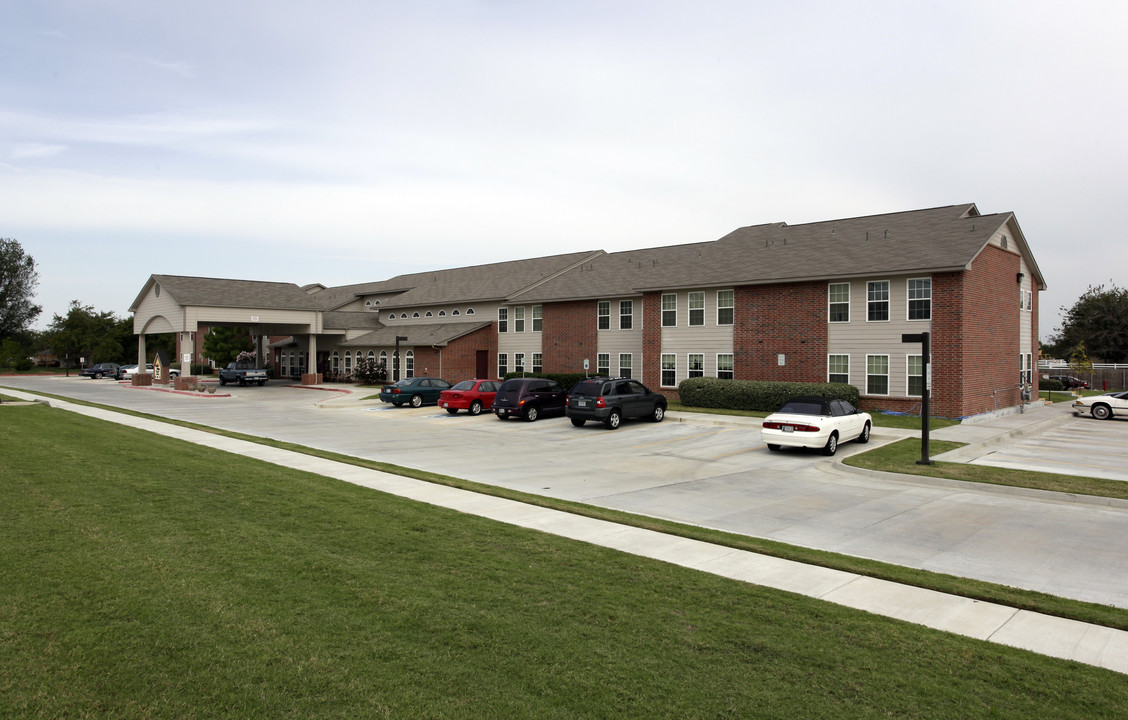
top-left (130, 203), bottom-right (1044, 418)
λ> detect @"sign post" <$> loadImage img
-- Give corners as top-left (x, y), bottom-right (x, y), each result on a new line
top-left (902, 332), bottom-right (933, 465)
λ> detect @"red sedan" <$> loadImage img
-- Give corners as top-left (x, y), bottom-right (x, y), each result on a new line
top-left (439, 379), bottom-right (500, 415)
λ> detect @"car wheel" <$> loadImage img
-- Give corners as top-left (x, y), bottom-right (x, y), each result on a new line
top-left (446, 408), bottom-right (459, 415)
top-left (525, 405), bottom-right (539, 422)
top-left (570, 417), bottom-right (586, 427)
top-left (219, 377), bottom-right (227, 386)
top-left (605, 409), bottom-right (621, 430)
top-left (822, 432), bottom-right (838, 456)
top-left (767, 444), bottom-right (781, 452)
top-left (495, 411), bottom-right (508, 421)
top-left (1092, 404), bottom-right (1113, 420)
top-left (469, 400), bottom-right (483, 416)
top-left (257, 380), bottom-right (265, 387)
top-left (238, 378), bottom-right (246, 386)
top-left (856, 422), bottom-right (871, 444)
top-left (410, 394), bottom-right (423, 408)
top-left (651, 404), bottom-right (665, 422)
top-left (93, 372), bottom-right (103, 379)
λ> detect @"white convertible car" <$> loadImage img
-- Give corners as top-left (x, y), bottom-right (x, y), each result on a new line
top-left (1072, 391), bottom-right (1128, 420)
top-left (761, 396), bottom-right (872, 456)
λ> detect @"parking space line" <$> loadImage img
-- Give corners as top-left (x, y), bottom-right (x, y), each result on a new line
top-left (629, 428), bottom-right (733, 449)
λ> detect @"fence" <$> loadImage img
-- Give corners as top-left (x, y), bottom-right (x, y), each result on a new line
top-left (1038, 361), bottom-right (1128, 391)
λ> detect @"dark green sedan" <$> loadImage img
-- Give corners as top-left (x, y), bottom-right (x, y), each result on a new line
top-left (378, 377), bottom-right (452, 407)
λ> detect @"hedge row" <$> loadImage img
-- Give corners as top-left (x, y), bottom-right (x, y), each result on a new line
top-left (677, 377), bottom-right (860, 412)
top-left (1038, 378), bottom-right (1065, 391)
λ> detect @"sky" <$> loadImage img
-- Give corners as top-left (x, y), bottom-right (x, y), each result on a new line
top-left (3, 1), bottom-right (1126, 342)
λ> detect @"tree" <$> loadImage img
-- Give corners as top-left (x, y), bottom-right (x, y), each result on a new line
top-left (1051, 283), bottom-right (1128, 363)
top-left (45, 301), bottom-right (124, 369)
top-left (0, 238), bottom-right (42, 340)
top-left (203, 326), bottom-right (254, 366)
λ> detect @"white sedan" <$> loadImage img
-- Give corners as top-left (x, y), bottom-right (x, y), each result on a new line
top-left (761, 396), bottom-right (872, 456)
top-left (1072, 391), bottom-right (1128, 420)
top-left (120, 363), bottom-right (180, 380)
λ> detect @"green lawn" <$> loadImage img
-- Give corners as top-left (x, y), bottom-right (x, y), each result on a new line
top-left (3, 405), bottom-right (1127, 718)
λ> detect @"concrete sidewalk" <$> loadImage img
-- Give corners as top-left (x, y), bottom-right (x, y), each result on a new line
top-left (4, 386), bottom-right (1128, 676)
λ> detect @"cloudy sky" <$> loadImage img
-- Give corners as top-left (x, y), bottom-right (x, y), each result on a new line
top-left (3, 1), bottom-right (1126, 341)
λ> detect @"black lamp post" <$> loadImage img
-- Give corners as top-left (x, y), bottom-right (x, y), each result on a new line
top-left (902, 331), bottom-right (933, 465)
top-left (394, 336), bottom-right (408, 381)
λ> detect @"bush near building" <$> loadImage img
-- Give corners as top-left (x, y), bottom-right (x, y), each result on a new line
top-left (679, 377), bottom-right (860, 413)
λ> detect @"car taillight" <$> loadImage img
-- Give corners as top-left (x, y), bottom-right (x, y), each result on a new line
top-left (762, 421), bottom-right (820, 432)
top-left (596, 397), bottom-right (606, 408)
top-left (392, 388), bottom-right (401, 394)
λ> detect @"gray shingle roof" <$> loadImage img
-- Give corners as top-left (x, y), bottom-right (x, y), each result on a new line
top-left (136, 275), bottom-right (325, 311)
top-left (338, 322), bottom-right (493, 348)
top-left (510, 204), bottom-right (1022, 302)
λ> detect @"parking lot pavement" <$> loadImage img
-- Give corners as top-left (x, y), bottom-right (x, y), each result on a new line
top-left (5, 376), bottom-right (1128, 609)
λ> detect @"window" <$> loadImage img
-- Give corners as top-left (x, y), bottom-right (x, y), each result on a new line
top-left (597, 353), bottom-right (610, 376)
top-left (331, 351), bottom-right (339, 374)
top-left (662, 293), bottom-right (677, 327)
top-left (405, 350), bottom-right (414, 378)
top-left (828, 283), bottom-right (850, 322)
top-left (498, 353), bottom-right (508, 376)
top-left (661, 354), bottom-right (677, 387)
top-left (597, 301), bottom-right (610, 330)
top-left (717, 354), bottom-right (734, 380)
top-left (866, 355), bottom-right (889, 395)
top-left (688, 292), bottom-right (705, 326)
top-left (908, 278), bottom-right (931, 320)
top-left (908, 355), bottom-right (924, 396)
top-left (867, 281), bottom-right (890, 322)
top-left (343, 351), bottom-right (352, 376)
top-left (717, 289), bottom-right (734, 326)
top-left (1021, 289), bottom-right (1033, 311)
top-left (514, 352), bottom-right (525, 373)
top-left (379, 350), bottom-right (387, 370)
top-left (467, 308), bottom-right (475, 315)
top-left (688, 353), bottom-right (704, 378)
top-left (532, 352), bottom-right (542, 373)
top-left (452, 309), bottom-right (460, 316)
top-left (828, 354), bottom-right (849, 384)
top-left (619, 300), bottom-right (633, 330)
top-left (619, 353), bottom-right (633, 378)
top-left (412, 312), bottom-right (420, 318)
top-left (438, 310), bottom-right (446, 317)
top-left (1023, 353), bottom-right (1033, 385)
top-left (532, 305), bottom-right (542, 332)
top-left (514, 306), bottom-right (525, 333)
top-left (498, 308), bottom-right (508, 333)
top-left (425, 311), bottom-right (433, 317)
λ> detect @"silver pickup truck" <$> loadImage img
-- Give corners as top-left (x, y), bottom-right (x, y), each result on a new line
top-left (218, 362), bottom-right (268, 386)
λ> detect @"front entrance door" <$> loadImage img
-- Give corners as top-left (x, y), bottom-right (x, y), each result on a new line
top-left (476, 350), bottom-right (489, 379)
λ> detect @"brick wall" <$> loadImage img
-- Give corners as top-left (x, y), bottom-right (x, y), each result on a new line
top-left (542, 301), bottom-right (597, 373)
top-left (432, 325), bottom-right (498, 380)
top-left (734, 282), bottom-right (828, 382)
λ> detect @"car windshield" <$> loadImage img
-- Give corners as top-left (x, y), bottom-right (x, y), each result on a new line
top-left (451, 380), bottom-right (476, 391)
top-left (571, 381), bottom-right (606, 396)
top-left (778, 401), bottom-right (825, 415)
top-left (498, 379), bottom-right (525, 392)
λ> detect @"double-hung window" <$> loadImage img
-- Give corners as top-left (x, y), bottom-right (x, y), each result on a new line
top-left (497, 308), bottom-right (508, 333)
top-left (619, 353), bottom-right (633, 378)
top-left (661, 293), bottom-right (677, 327)
top-left (717, 289), bottom-right (734, 326)
top-left (497, 353), bottom-right (508, 376)
top-left (532, 352), bottom-right (543, 373)
top-left (867, 280), bottom-right (890, 322)
top-left (866, 355), bottom-right (889, 395)
top-left (514, 353), bottom-right (525, 373)
top-left (597, 353), bottom-right (610, 376)
top-left (908, 278), bottom-right (931, 320)
top-left (532, 305), bottom-right (542, 332)
top-left (688, 292), bottom-right (705, 326)
top-left (597, 301), bottom-right (610, 330)
top-left (620, 300), bottom-right (634, 330)
top-left (907, 355), bottom-right (924, 396)
top-left (717, 354), bottom-right (734, 379)
top-left (661, 354), bottom-right (677, 387)
top-left (828, 283), bottom-right (850, 322)
top-left (828, 354), bottom-right (849, 384)
top-left (513, 306), bottom-right (525, 333)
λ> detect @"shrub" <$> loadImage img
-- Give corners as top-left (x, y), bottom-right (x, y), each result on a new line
top-left (352, 357), bottom-right (388, 385)
top-left (1039, 378), bottom-right (1065, 391)
top-left (13, 357), bottom-right (33, 372)
top-left (678, 377), bottom-right (860, 412)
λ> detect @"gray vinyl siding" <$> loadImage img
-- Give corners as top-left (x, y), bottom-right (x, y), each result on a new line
top-left (827, 274), bottom-right (932, 396)
top-left (659, 290), bottom-right (734, 384)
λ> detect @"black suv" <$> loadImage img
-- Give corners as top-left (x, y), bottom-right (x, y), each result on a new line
top-left (492, 377), bottom-right (567, 422)
top-left (566, 377), bottom-right (667, 429)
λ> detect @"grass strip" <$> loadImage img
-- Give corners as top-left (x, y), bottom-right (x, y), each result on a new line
top-left (6, 385), bottom-right (1128, 634)
top-left (3, 404), bottom-right (1127, 718)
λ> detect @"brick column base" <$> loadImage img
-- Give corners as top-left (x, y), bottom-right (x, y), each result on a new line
top-left (174, 376), bottom-right (199, 391)
top-left (301, 373), bottom-right (323, 386)
top-left (132, 374), bottom-right (153, 387)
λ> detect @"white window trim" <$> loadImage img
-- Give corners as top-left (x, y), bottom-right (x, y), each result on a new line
top-left (907, 354), bottom-right (923, 397)
top-left (867, 280), bottom-right (891, 323)
top-left (660, 353), bottom-right (677, 387)
top-left (716, 353), bottom-right (734, 380)
top-left (828, 354), bottom-right (850, 384)
top-left (866, 354), bottom-right (890, 396)
top-left (828, 282), bottom-right (850, 323)
top-left (687, 352), bottom-right (704, 378)
top-left (906, 277), bottom-right (932, 322)
top-left (661, 293), bottom-right (677, 328)
top-left (688, 291), bottom-right (705, 327)
top-left (717, 289), bottom-right (735, 326)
